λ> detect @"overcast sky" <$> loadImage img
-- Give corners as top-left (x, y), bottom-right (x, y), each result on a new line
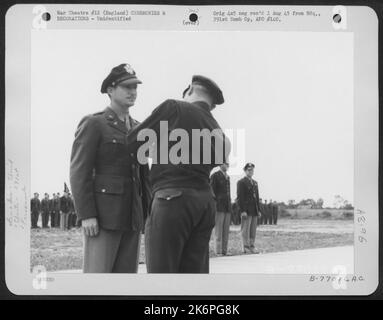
top-left (31, 30), bottom-right (353, 206)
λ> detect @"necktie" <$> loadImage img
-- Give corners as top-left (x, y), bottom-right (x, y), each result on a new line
top-left (125, 117), bottom-right (131, 131)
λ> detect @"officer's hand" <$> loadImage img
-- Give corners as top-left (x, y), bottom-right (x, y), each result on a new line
top-left (82, 218), bottom-right (99, 237)
top-left (240, 212), bottom-right (248, 218)
top-left (257, 211), bottom-right (262, 218)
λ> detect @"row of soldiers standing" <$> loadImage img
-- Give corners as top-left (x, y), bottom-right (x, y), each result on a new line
top-left (258, 199), bottom-right (279, 225)
top-left (30, 191), bottom-right (79, 230)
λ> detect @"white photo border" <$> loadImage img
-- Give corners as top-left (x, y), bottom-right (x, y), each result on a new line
top-left (4, 4), bottom-right (379, 295)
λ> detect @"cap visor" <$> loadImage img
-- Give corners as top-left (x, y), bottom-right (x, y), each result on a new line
top-left (118, 78), bottom-right (142, 85)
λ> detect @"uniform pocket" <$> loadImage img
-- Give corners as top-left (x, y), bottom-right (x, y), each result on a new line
top-left (102, 136), bottom-right (126, 158)
top-left (94, 175), bottom-right (124, 194)
top-left (155, 189), bottom-right (183, 201)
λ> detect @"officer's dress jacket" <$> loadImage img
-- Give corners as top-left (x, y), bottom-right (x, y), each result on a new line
top-left (210, 170), bottom-right (231, 213)
top-left (70, 107), bottom-right (151, 231)
top-left (236, 177), bottom-right (260, 216)
top-left (30, 198), bottom-right (41, 213)
top-left (41, 198), bottom-right (51, 213)
top-left (52, 198), bottom-right (60, 212)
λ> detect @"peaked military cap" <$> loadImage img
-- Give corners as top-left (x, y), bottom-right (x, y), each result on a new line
top-left (191, 75), bottom-right (224, 105)
top-left (101, 63), bottom-right (142, 94)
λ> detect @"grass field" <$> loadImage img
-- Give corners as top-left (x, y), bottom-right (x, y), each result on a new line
top-left (31, 218), bottom-right (354, 271)
top-left (283, 208), bottom-right (354, 220)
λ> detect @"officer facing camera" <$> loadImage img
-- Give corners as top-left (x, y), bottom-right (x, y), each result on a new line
top-left (70, 63), bottom-right (151, 273)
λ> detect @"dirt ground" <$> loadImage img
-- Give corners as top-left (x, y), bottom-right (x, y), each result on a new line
top-left (31, 218), bottom-right (354, 271)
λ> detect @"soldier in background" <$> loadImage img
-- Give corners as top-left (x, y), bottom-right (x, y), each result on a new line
top-left (40, 193), bottom-right (51, 228)
top-left (268, 199), bottom-right (274, 225)
top-left (60, 191), bottom-right (71, 230)
top-left (53, 193), bottom-right (61, 227)
top-left (49, 193), bottom-right (56, 228)
top-left (210, 163), bottom-right (231, 256)
top-left (260, 199), bottom-right (268, 225)
top-left (237, 163), bottom-right (261, 254)
top-left (30, 193), bottom-right (41, 229)
top-left (68, 193), bottom-right (77, 229)
top-left (272, 201), bottom-right (279, 225)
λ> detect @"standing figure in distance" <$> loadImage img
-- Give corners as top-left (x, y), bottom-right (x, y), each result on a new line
top-left (30, 193), bottom-right (41, 229)
top-left (237, 163), bottom-right (261, 254)
top-left (60, 190), bottom-right (71, 231)
top-left (40, 193), bottom-right (51, 228)
top-left (210, 163), bottom-right (232, 256)
top-left (272, 201), bottom-right (279, 225)
top-left (49, 193), bottom-right (56, 228)
top-left (53, 193), bottom-right (61, 228)
top-left (267, 199), bottom-right (274, 225)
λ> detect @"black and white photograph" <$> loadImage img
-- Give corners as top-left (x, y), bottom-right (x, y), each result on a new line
top-left (4, 4), bottom-right (379, 296)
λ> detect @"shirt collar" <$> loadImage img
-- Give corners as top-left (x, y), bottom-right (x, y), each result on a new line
top-left (105, 106), bottom-right (128, 122)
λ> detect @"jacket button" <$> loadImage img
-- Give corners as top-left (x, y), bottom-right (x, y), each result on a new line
top-left (112, 139), bottom-right (117, 143)
top-left (114, 122), bottom-right (118, 125)
top-left (101, 189), bottom-right (106, 193)
top-left (166, 196), bottom-right (171, 200)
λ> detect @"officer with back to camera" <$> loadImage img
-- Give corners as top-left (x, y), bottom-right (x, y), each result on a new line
top-left (126, 75), bottom-right (231, 273)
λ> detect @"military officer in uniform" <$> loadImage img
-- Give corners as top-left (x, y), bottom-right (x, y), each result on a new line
top-left (210, 163), bottom-right (232, 256)
top-left (30, 193), bottom-right (41, 229)
top-left (261, 199), bottom-right (269, 225)
top-left (267, 199), bottom-right (274, 225)
top-left (40, 193), bottom-right (51, 228)
top-left (60, 190), bottom-right (71, 230)
top-left (49, 193), bottom-right (56, 228)
top-left (272, 201), bottom-right (279, 225)
top-left (70, 63), bottom-right (151, 273)
top-left (69, 193), bottom-right (78, 229)
top-left (127, 75), bottom-right (231, 273)
top-left (237, 163), bottom-right (261, 254)
top-left (52, 193), bottom-right (61, 228)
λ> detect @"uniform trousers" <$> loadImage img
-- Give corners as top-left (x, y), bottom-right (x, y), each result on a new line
top-left (60, 212), bottom-right (69, 230)
top-left (272, 209), bottom-right (278, 225)
top-left (145, 187), bottom-right (216, 273)
top-left (241, 215), bottom-right (258, 249)
top-left (83, 228), bottom-right (141, 273)
top-left (41, 211), bottom-right (50, 228)
top-left (31, 211), bottom-right (39, 228)
top-left (214, 211), bottom-right (231, 254)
